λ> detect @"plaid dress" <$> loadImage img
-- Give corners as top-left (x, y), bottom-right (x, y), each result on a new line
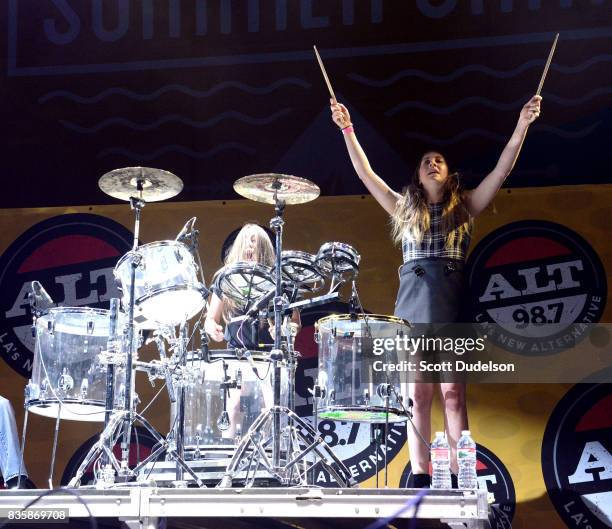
top-left (395, 203), bottom-right (472, 324)
top-left (401, 203), bottom-right (471, 263)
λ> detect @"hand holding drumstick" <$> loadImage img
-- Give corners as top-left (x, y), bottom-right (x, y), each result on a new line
top-left (330, 99), bottom-right (353, 130)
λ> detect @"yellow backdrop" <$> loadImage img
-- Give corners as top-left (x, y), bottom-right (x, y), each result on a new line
top-left (0, 184), bottom-right (610, 529)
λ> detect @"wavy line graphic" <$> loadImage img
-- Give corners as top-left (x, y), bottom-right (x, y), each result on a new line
top-left (542, 86), bottom-right (612, 106)
top-left (97, 142), bottom-right (256, 161)
top-left (386, 88), bottom-right (612, 116)
top-left (39, 79), bottom-right (311, 104)
top-left (60, 109), bottom-right (291, 134)
top-left (349, 54), bottom-right (612, 86)
top-left (404, 122), bottom-right (599, 146)
top-left (534, 122), bottom-right (601, 139)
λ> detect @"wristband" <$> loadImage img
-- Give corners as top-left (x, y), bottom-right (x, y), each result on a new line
top-left (341, 125), bottom-right (354, 135)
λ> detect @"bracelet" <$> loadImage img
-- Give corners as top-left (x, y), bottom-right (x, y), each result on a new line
top-left (341, 125), bottom-right (354, 135)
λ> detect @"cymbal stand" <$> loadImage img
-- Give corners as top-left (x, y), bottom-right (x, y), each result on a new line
top-left (69, 184), bottom-right (202, 488)
top-left (168, 323), bottom-right (189, 485)
top-left (219, 191), bottom-right (354, 488)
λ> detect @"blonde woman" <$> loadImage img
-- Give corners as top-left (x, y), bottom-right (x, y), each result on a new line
top-left (330, 96), bottom-right (541, 487)
top-left (204, 223), bottom-right (300, 440)
top-left (205, 223), bottom-right (300, 347)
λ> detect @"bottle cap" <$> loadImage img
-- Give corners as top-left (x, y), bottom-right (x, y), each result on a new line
top-left (461, 430), bottom-right (471, 436)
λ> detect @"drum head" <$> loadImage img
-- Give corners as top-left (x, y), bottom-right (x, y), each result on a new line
top-left (215, 261), bottom-right (275, 311)
top-left (315, 242), bottom-right (360, 277)
top-left (318, 406), bottom-right (408, 424)
top-left (281, 251), bottom-right (325, 293)
top-left (316, 313), bottom-right (409, 333)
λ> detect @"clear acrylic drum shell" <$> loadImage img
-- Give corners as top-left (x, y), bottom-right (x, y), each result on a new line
top-left (316, 314), bottom-right (409, 423)
top-left (27, 307), bottom-right (126, 422)
top-left (173, 353), bottom-right (289, 450)
top-left (114, 240), bottom-right (206, 329)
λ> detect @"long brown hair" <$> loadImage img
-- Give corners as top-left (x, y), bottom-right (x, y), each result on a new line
top-left (214, 223), bottom-right (275, 323)
top-left (390, 153), bottom-right (472, 247)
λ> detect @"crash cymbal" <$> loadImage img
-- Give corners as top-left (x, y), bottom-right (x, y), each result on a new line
top-left (98, 167), bottom-right (183, 202)
top-left (233, 173), bottom-right (320, 205)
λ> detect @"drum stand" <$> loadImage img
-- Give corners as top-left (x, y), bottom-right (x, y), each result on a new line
top-left (68, 191), bottom-right (202, 488)
top-left (19, 283), bottom-right (66, 488)
top-left (219, 196), bottom-right (353, 488)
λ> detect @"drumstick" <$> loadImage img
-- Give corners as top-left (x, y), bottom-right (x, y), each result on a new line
top-left (313, 45), bottom-right (337, 103)
top-left (536, 33), bottom-right (559, 96)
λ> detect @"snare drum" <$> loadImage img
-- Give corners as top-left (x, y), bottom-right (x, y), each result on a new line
top-left (26, 307), bottom-right (126, 422)
top-left (316, 314), bottom-right (409, 423)
top-left (173, 350), bottom-right (288, 457)
top-left (114, 240), bottom-right (206, 328)
top-left (315, 242), bottom-right (360, 278)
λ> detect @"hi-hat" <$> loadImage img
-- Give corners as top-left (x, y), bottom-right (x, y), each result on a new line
top-left (233, 173), bottom-right (320, 205)
top-left (98, 167), bottom-right (183, 202)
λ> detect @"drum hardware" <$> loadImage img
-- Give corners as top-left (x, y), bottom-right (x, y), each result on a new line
top-left (378, 382), bottom-right (392, 488)
top-left (29, 280), bottom-right (55, 317)
top-left (220, 174), bottom-right (353, 488)
top-left (153, 334), bottom-right (176, 404)
top-left (218, 361), bottom-right (242, 432)
top-left (20, 280), bottom-right (53, 488)
top-left (307, 384), bottom-right (326, 484)
top-left (101, 298), bottom-right (121, 481)
top-left (315, 242), bottom-right (360, 294)
top-left (68, 168), bottom-right (203, 489)
top-left (175, 216), bottom-right (208, 314)
top-left (235, 348), bottom-right (262, 378)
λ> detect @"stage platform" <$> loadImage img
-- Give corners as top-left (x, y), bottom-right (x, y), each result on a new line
top-left (0, 487), bottom-right (490, 529)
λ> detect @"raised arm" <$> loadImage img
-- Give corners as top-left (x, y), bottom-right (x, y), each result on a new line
top-left (331, 100), bottom-right (401, 215)
top-left (464, 95), bottom-right (542, 217)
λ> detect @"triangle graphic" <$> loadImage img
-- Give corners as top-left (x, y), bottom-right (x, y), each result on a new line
top-left (275, 95), bottom-right (411, 196)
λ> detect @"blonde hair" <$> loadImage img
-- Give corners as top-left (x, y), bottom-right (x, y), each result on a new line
top-left (390, 155), bottom-right (472, 248)
top-left (214, 223), bottom-right (275, 323)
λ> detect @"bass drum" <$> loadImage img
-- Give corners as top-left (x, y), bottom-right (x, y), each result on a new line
top-left (172, 350), bottom-right (289, 458)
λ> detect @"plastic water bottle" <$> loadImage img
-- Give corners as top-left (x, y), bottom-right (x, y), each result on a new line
top-left (457, 430), bottom-right (478, 489)
top-left (431, 431), bottom-right (452, 489)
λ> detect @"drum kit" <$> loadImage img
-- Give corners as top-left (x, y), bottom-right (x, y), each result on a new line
top-left (20, 167), bottom-right (412, 490)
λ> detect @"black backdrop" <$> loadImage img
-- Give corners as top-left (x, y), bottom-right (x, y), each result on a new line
top-left (2, 1), bottom-right (611, 208)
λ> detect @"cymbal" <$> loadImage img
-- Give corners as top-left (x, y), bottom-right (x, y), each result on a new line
top-left (233, 173), bottom-right (320, 205)
top-left (98, 167), bottom-right (183, 202)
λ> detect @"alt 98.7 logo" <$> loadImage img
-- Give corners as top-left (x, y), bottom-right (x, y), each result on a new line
top-left (0, 214), bottom-right (132, 377)
top-left (542, 384), bottom-right (612, 529)
top-left (466, 220), bottom-right (606, 355)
